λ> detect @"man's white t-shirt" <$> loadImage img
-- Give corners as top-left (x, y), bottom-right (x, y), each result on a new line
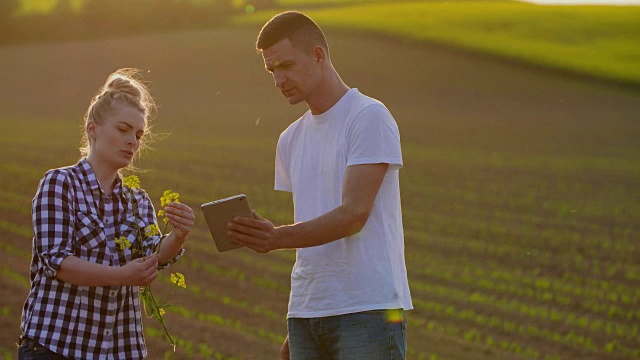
top-left (275, 88), bottom-right (413, 318)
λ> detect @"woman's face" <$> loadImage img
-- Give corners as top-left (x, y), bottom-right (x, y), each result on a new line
top-left (88, 101), bottom-right (146, 171)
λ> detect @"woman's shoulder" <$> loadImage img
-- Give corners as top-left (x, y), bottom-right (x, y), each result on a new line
top-left (41, 164), bottom-right (75, 181)
top-left (41, 162), bottom-right (84, 183)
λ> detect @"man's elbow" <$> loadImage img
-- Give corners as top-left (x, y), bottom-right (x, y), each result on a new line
top-left (345, 207), bottom-right (371, 236)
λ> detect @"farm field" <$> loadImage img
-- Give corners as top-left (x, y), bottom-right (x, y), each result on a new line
top-left (0, 24), bottom-right (639, 360)
top-left (235, 0), bottom-right (640, 88)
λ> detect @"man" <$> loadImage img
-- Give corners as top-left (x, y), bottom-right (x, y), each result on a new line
top-left (227, 11), bottom-right (412, 360)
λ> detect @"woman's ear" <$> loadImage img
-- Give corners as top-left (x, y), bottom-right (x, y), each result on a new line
top-left (87, 120), bottom-right (97, 141)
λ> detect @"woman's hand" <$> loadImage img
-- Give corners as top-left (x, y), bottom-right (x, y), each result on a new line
top-left (164, 202), bottom-right (195, 240)
top-left (118, 254), bottom-right (159, 286)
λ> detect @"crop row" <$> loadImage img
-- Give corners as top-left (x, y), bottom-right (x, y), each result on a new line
top-left (412, 297), bottom-right (639, 358)
top-left (144, 325), bottom-right (241, 360)
top-left (406, 253), bottom-right (637, 321)
top-left (406, 193), bottom-right (636, 259)
top-left (405, 197), bottom-right (637, 256)
top-left (167, 305), bottom-right (284, 345)
top-left (406, 230), bottom-right (639, 305)
top-left (409, 312), bottom-right (557, 360)
top-left (411, 279), bottom-right (637, 342)
top-left (154, 274), bottom-right (281, 321)
top-left (412, 264), bottom-right (638, 326)
top-left (407, 223), bottom-right (639, 285)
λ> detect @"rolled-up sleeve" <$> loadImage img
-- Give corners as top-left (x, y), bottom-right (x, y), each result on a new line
top-left (32, 170), bottom-right (75, 279)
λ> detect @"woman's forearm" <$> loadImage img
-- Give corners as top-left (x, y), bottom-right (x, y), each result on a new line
top-left (157, 231), bottom-right (186, 265)
top-left (57, 255), bottom-right (122, 286)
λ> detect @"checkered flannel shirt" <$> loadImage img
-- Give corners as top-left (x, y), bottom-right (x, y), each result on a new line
top-left (21, 159), bottom-right (184, 359)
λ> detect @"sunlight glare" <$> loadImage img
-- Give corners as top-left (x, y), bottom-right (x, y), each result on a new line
top-left (386, 309), bottom-right (404, 323)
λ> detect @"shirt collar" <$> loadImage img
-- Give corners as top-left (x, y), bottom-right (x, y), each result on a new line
top-left (78, 158), bottom-right (125, 199)
top-left (78, 158), bottom-right (101, 193)
top-left (112, 175), bottom-right (124, 198)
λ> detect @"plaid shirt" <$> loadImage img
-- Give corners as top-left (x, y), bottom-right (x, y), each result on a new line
top-left (21, 159), bottom-right (184, 359)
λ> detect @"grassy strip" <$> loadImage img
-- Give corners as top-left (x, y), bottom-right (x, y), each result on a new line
top-left (234, 0), bottom-right (640, 87)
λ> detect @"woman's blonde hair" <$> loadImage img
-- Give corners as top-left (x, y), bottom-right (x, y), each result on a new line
top-left (80, 68), bottom-right (157, 166)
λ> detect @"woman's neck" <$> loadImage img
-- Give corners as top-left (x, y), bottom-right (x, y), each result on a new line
top-left (86, 155), bottom-right (118, 196)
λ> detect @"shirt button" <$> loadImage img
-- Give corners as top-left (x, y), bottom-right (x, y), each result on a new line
top-left (105, 218), bottom-right (110, 224)
top-left (105, 330), bottom-right (111, 336)
top-left (45, 268), bottom-right (57, 278)
top-left (110, 290), bottom-right (117, 297)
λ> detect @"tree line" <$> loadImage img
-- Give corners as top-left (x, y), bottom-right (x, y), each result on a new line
top-left (0, 0), bottom-right (277, 45)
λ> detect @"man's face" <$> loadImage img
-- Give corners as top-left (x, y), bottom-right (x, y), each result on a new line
top-left (262, 38), bottom-right (321, 106)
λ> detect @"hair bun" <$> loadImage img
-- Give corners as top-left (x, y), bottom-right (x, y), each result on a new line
top-left (105, 76), bottom-right (143, 102)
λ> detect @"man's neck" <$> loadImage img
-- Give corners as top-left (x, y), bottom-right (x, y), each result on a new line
top-left (307, 71), bottom-right (350, 115)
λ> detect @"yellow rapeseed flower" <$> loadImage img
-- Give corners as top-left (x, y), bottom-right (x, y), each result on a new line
top-left (160, 190), bottom-right (180, 207)
top-left (145, 224), bottom-right (160, 238)
top-left (115, 236), bottom-right (132, 251)
top-left (122, 175), bottom-right (140, 190)
top-left (159, 308), bottom-right (166, 316)
top-left (170, 272), bottom-right (186, 288)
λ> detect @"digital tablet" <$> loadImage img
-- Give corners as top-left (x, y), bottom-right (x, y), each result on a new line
top-left (200, 194), bottom-right (253, 252)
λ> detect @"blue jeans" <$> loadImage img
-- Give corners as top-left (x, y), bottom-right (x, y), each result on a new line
top-left (17, 336), bottom-right (69, 360)
top-left (288, 309), bottom-right (407, 360)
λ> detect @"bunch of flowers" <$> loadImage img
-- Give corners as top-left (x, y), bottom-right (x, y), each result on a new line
top-left (120, 175), bottom-right (186, 350)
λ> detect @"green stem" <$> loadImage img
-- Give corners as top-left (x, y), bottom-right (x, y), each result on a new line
top-left (147, 285), bottom-right (175, 349)
top-left (155, 217), bottom-right (172, 254)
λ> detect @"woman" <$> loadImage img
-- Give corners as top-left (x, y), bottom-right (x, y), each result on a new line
top-left (18, 68), bottom-right (195, 359)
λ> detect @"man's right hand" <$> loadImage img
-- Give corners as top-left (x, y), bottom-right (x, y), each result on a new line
top-left (119, 254), bottom-right (159, 286)
top-left (280, 335), bottom-right (290, 360)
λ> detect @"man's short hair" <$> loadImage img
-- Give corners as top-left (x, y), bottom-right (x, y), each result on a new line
top-left (256, 11), bottom-right (329, 54)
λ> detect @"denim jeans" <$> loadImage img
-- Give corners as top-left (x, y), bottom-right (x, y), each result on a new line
top-left (288, 309), bottom-right (407, 360)
top-left (17, 336), bottom-right (69, 360)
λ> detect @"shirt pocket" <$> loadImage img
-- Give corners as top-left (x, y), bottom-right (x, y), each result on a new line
top-left (73, 211), bottom-right (107, 263)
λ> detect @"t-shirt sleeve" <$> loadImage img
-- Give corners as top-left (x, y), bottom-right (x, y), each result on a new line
top-left (347, 103), bottom-right (403, 170)
top-left (275, 134), bottom-right (292, 192)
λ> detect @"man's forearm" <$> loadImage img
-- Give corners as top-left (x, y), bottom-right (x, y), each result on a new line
top-left (276, 203), bottom-right (369, 249)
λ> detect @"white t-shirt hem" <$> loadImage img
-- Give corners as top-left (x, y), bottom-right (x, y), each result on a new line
top-left (287, 303), bottom-right (414, 319)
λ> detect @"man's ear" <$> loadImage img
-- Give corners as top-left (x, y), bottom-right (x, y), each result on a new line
top-left (313, 46), bottom-right (326, 65)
